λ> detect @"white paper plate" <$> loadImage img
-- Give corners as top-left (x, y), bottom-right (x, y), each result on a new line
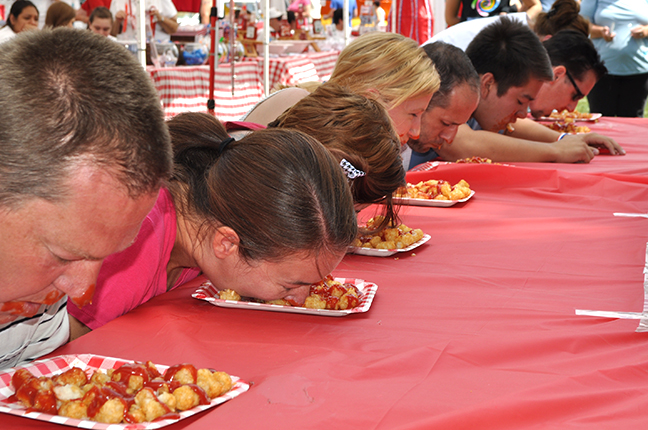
top-left (393, 190), bottom-right (475, 207)
top-left (0, 354), bottom-right (249, 429)
top-left (347, 234), bottom-right (431, 257)
top-left (538, 113), bottom-right (602, 122)
top-left (193, 278), bottom-right (377, 317)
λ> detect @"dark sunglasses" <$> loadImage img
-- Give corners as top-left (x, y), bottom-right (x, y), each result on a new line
top-left (564, 68), bottom-right (584, 102)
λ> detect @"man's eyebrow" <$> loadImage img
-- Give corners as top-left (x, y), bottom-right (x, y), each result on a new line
top-left (522, 94), bottom-right (535, 101)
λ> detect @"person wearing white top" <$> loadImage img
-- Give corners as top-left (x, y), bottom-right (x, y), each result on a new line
top-left (0, 0), bottom-right (38, 44)
top-left (110, 0), bottom-right (178, 42)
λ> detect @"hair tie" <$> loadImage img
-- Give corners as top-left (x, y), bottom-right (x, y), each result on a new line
top-left (218, 137), bottom-right (235, 155)
top-left (340, 159), bottom-right (365, 179)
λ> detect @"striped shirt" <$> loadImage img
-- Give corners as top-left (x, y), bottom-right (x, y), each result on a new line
top-left (0, 297), bottom-right (69, 370)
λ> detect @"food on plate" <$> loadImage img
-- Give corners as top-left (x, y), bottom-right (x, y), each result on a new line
top-left (351, 216), bottom-right (424, 250)
top-left (542, 121), bottom-right (591, 133)
top-left (395, 179), bottom-right (471, 201)
top-left (548, 109), bottom-right (596, 122)
top-left (455, 156), bottom-right (497, 164)
top-left (219, 275), bottom-right (362, 310)
top-left (9, 361), bottom-right (232, 424)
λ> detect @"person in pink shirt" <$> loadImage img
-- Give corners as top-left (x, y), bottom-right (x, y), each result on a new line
top-left (68, 113), bottom-right (358, 340)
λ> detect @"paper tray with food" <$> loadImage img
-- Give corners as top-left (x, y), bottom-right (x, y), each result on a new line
top-left (537, 110), bottom-right (602, 122)
top-left (394, 179), bottom-right (474, 207)
top-left (0, 354), bottom-right (249, 429)
top-left (348, 234), bottom-right (431, 257)
top-left (394, 191), bottom-right (475, 207)
top-left (193, 277), bottom-right (377, 317)
top-left (348, 216), bottom-right (430, 257)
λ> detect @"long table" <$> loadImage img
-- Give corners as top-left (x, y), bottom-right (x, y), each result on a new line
top-left (149, 50), bottom-right (339, 120)
top-left (148, 62), bottom-right (264, 121)
top-left (5, 117), bottom-right (648, 429)
top-left (244, 50), bottom-right (340, 90)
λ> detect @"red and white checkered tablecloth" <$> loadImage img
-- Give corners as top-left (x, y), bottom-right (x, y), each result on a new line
top-left (148, 62), bottom-right (264, 121)
top-left (246, 50), bottom-right (339, 90)
top-left (307, 50), bottom-right (339, 82)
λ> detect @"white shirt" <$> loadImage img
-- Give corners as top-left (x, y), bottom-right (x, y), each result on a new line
top-left (423, 12), bottom-right (528, 51)
top-left (110, 0), bottom-right (177, 42)
top-left (0, 297), bottom-right (69, 370)
top-left (0, 25), bottom-right (16, 45)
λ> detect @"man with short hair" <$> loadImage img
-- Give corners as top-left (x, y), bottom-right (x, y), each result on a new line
top-left (404, 42), bottom-right (480, 170)
top-left (409, 19), bottom-right (624, 168)
top-left (0, 28), bottom-right (173, 369)
top-left (529, 30), bottom-right (608, 119)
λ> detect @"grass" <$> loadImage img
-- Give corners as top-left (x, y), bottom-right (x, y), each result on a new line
top-left (576, 97), bottom-right (648, 117)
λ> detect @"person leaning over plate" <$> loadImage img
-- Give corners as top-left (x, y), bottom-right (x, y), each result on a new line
top-left (0, 28), bottom-right (173, 370)
top-left (229, 82), bottom-right (406, 233)
top-left (68, 114), bottom-right (358, 340)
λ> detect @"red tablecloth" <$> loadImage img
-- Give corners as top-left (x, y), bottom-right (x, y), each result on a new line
top-left (5, 117), bottom-right (648, 429)
top-left (148, 62), bottom-right (264, 121)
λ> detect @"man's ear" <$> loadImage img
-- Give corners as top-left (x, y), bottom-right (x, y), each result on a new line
top-left (480, 73), bottom-right (496, 98)
top-left (212, 226), bottom-right (240, 259)
top-left (552, 65), bottom-right (566, 81)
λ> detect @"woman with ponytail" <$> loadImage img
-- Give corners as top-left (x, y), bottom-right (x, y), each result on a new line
top-left (68, 113), bottom-right (357, 339)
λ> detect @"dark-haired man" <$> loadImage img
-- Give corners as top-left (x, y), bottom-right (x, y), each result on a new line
top-left (410, 18), bottom-right (624, 167)
top-left (0, 29), bottom-right (173, 369)
top-left (404, 42), bottom-right (480, 169)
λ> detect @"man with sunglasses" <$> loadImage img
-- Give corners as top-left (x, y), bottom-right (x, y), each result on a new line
top-left (412, 20), bottom-right (624, 167)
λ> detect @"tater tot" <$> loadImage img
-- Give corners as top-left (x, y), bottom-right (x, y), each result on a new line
top-left (383, 228), bottom-right (400, 242)
top-left (173, 385), bottom-right (200, 411)
top-left (219, 289), bottom-right (241, 301)
top-left (135, 388), bottom-right (168, 422)
top-left (92, 397), bottom-right (126, 424)
top-left (58, 400), bottom-right (88, 420)
top-left (54, 368), bottom-right (88, 386)
top-left (304, 295), bottom-right (326, 309)
top-left (197, 369), bottom-right (227, 399)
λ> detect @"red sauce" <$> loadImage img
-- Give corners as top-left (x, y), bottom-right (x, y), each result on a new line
top-left (15, 377), bottom-right (57, 415)
top-left (143, 379), bottom-right (170, 392)
top-left (85, 386), bottom-right (127, 419)
top-left (164, 364), bottom-right (197, 384)
top-left (69, 284), bottom-right (95, 308)
top-left (179, 384), bottom-right (211, 406)
top-left (43, 290), bottom-right (65, 305)
top-left (112, 363), bottom-right (150, 387)
top-left (0, 301), bottom-right (40, 317)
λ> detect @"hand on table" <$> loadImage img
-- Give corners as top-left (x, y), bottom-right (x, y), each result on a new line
top-left (555, 132), bottom-right (625, 163)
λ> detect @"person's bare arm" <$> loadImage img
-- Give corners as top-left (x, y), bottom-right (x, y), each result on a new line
top-left (510, 118), bottom-right (625, 155)
top-left (509, 117), bottom-right (560, 142)
top-left (435, 124), bottom-right (599, 163)
top-left (112, 10), bottom-right (125, 36)
top-left (519, 0), bottom-right (541, 20)
top-left (590, 24), bottom-right (615, 41)
top-left (445, 0), bottom-right (461, 27)
top-left (154, 10), bottom-right (179, 35)
top-left (69, 315), bottom-right (92, 342)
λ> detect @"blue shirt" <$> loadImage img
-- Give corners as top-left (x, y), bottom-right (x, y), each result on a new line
top-left (580, 0), bottom-right (648, 76)
top-left (330, 0), bottom-right (356, 25)
top-left (408, 148), bottom-right (440, 170)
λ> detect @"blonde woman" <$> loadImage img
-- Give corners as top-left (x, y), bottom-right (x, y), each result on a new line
top-left (328, 32), bottom-right (440, 145)
top-left (243, 32), bottom-right (439, 145)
